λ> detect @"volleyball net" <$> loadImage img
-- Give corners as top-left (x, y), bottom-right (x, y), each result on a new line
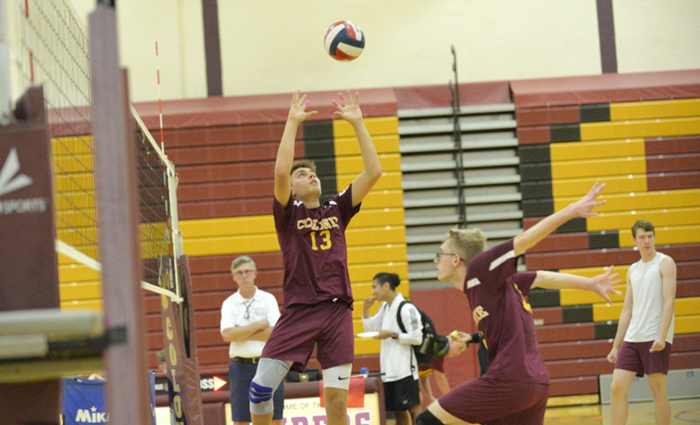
top-left (1, 0), bottom-right (183, 303)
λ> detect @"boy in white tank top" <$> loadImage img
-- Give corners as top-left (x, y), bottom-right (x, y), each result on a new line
top-left (607, 220), bottom-right (677, 425)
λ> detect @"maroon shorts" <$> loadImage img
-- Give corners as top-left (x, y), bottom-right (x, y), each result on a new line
top-left (438, 378), bottom-right (549, 425)
top-left (418, 357), bottom-right (445, 375)
top-left (262, 300), bottom-right (354, 372)
top-left (615, 341), bottom-right (672, 377)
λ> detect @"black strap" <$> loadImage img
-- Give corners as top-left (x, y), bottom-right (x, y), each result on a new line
top-left (396, 300), bottom-right (409, 333)
top-left (395, 300), bottom-right (416, 371)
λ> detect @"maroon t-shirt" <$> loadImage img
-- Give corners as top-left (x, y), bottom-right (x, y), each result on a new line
top-left (464, 238), bottom-right (549, 384)
top-left (273, 184), bottom-right (360, 309)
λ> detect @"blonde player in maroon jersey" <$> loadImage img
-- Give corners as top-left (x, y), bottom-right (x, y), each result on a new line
top-left (416, 183), bottom-right (623, 425)
top-left (249, 90), bottom-right (382, 425)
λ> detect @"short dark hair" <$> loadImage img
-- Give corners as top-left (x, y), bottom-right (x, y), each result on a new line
top-left (631, 220), bottom-right (655, 238)
top-left (373, 272), bottom-right (401, 290)
top-left (290, 160), bottom-right (317, 176)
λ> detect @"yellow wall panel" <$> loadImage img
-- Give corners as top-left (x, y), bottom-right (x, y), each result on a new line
top-left (57, 210), bottom-right (97, 227)
top-left (347, 245), bottom-right (407, 265)
top-left (559, 286), bottom-right (626, 306)
top-left (674, 297), bottom-right (700, 316)
top-left (589, 297), bottom-right (700, 323)
top-left (336, 153), bottom-right (402, 175)
top-left (57, 227), bottom-right (99, 244)
top-left (550, 139), bottom-right (645, 162)
top-left (580, 117), bottom-right (700, 141)
top-left (333, 117), bottom-right (399, 138)
top-left (353, 282), bottom-right (410, 301)
top-left (593, 303), bottom-right (623, 322)
top-left (337, 171), bottom-right (403, 192)
top-left (179, 215), bottom-right (274, 239)
top-left (184, 233), bottom-right (280, 256)
top-left (554, 190), bottom-right (700, 214)
top-left (59, 265), bottom-right (101, 284)
top-left (349, 208), bottom-right (405, 228)
top-left (588, 208), bottom-right (700, 232)
top-left (675, 315), bottom-right (700, 334)
top-left (610, 99), bottom-right (700, 121)
top-left (52, 136), bottom-right (94, 155)
top-left (54, 192), bottom-right (97, 211)
top-left (354, 337), bottom-right (381, 356)
top-left (54, 173), bottom-right (95, 192)
top-left (552, 175), bottom-right (647, 198)
top-left (559, 266), bottom-right (630, 280)
top-left (619, 225), bottom-right (700, 247)
top-left (348, 262), bottom-right (408, 283)
top-left (60, 282), bottom-right (102, 301)
top-left (346, 226), bottom-right (405, 246)
top-left (54, 154), bottom-right (94, 173)
top-left (551, 157), bottom-right (646, 180)
top-left (360, 190), bottom-right (404, 209)
top-left (61, 299), bottom-right (103, 311)
top-left (334, 135), bottom-right (400, 156)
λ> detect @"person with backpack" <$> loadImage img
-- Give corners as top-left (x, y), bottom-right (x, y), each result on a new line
top-left (362, 272), bottom-right (423, 425)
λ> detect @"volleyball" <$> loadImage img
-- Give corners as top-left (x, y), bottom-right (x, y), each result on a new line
top-left (324, 21), bottom-right (365, 62)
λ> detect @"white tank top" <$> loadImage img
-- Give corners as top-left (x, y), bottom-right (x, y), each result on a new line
top-left (624, 251), bottom-right (674, 344)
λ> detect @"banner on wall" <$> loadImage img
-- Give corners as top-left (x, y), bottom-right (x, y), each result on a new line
top-left (281, 394), bottom-right (380, 425)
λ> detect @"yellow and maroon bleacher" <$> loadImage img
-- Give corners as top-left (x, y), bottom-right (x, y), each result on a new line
top-left (55, 71), bottom-right (700, 397)
top-left (131, 89), bottom-right (406, 372)
top-left (512, 70), bottom-right (700, 406)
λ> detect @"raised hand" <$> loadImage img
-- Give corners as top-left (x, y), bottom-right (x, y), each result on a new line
top-left (570, 182), bottom-right (607, 218)
top-left (287, 90), bottom-right (318, 124)
top-left (592, 265), bottom-right (623, 304)
top-left (332, 90), bottom-right (363, 125)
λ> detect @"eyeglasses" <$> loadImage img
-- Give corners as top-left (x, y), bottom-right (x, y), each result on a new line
top-left (435, 252), bottom-right (465, 262)
top-left (233, 269), bottom-right (255, 277)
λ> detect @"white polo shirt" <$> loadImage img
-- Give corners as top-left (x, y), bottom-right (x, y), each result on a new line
top-left (220, 287), bottom-right (281, 359)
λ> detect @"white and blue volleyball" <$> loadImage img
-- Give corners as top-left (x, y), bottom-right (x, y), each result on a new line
top-left (324, 21), bottom-right (365, 62)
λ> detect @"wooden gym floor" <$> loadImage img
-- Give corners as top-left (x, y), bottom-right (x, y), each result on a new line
top-left (544, 398), bottom-right (700, 424)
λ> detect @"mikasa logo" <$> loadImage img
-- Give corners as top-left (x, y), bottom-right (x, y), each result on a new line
top-left (0, 148), bottom-right (32, 196)
top-left (0, 148), bottom-right (48, 214)
top-left (75, 406), bottom-right (109, 423)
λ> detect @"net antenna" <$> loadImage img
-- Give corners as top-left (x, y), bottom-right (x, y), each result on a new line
top-left (449, 45), bottom-right (467, 228)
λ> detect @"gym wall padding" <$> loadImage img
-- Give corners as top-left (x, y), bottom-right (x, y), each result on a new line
top-left (513, 71), bottom-right (700, 403)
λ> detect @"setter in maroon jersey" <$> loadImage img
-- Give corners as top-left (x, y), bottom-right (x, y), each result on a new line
top-left (250, 90), bottom-right (382, 425)
top-left (416, 183), bottom-right (622, 425)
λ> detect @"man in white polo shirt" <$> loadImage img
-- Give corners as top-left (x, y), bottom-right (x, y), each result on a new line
top-left (221, 256), bottom-right (284, 425)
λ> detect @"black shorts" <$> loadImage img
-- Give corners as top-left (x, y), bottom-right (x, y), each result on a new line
top-left (383, 375), bottom-right (420, 412)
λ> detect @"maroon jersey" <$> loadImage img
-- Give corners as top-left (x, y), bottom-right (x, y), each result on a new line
top-left (464, 238), bottom-right (549, 384)
top-left (273, 184), bottom-right (360, 308)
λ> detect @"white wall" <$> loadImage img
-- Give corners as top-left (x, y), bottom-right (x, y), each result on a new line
top-left (613, 0), bottom-right (700, 73)
top-left (65, 0), bottom-right (700, 103)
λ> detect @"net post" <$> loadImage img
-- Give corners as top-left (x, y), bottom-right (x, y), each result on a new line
top-left (88, 5), bottom-right (150, 425)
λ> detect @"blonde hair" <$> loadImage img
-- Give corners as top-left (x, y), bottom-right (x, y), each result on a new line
top-left (231, 255), bottom-right (256, 272)
top-left (443, 227), bottom-right (486, 263)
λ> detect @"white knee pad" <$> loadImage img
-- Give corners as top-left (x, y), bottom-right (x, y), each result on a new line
top-left (322, 363), bottom-right (353, 391)
top-left (250, 358), bottom-right (292, 415)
